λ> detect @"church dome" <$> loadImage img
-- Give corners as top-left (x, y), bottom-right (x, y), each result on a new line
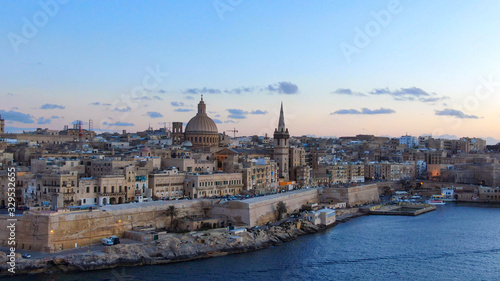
top-left (185, 97), bottom-right (218, 134)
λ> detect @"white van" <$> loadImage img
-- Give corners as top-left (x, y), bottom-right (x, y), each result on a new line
top-left (102, 238), bottom-right (114, 246)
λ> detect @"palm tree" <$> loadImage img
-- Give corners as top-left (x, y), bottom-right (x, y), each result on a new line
top-left (276, 201), bottom-right (287, 221)
top-left (165, 205), bottom-right (178, 229)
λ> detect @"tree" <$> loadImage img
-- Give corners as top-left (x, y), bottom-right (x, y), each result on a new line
top-left (276, 201), bottom-right (288, 221)
top-left (165, 205), bottom-right (179, 229)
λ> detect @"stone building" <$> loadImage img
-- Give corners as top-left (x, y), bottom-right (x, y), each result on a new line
top-left (77, 175), bottom-right (127, 206)
top-left (184, 173), bottom-right (243, 198)
top-left (148, 169), bottom-right (186, 199)
top-left (235, 158), bottom-right (279, 194)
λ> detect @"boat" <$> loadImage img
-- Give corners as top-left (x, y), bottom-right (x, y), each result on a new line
top-left (426, 200), bottom-right (446, 205)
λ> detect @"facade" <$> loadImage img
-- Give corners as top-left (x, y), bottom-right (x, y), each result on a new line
top-left (364, 162), bottom-right (415, 181)
top-left (289, 146), bottom-right (306, 181)
top-left (399, 135), bottom-right (419, 148)
top-left (236, 158), bottom-right (279, 194)
top-left (273, 103), bottom-right (290, 181)
top-left (148, 169), bottom-right (186, 199)
top-left (184, 173), bottom-right (243, 198)
top-left (77, 176), bottom-right (127, 206)
top-left (184, 96), bottom-right (219, 147)
top-left (478, 186), bottom-right (500, 202)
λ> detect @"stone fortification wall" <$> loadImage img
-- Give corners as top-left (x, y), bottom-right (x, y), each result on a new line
top-left (0, 200), bottom-right (205, 252)
top-left (320, 184), bottom-right (380, 207)
top-left (212, 189), bottom-right (319, 226)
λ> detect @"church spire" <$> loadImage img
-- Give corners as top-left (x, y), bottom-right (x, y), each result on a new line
top-left (278, 101), bottom-right (286, 132)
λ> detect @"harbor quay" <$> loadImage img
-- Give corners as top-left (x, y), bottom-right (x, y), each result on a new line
top-left (365, 203), bottom-right (436, 216)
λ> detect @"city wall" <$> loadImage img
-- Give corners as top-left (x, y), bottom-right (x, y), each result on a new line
top-left (211, 189), bottom-right (319, 226)
top-left (0, 200), bottom-right (205, 252)
top-left (320, 183), bottom-right (380, 207)
top-left (1, 184), bottom-right (381, 252)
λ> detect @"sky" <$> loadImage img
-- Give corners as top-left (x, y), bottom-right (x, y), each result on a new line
top-left (1, 0), bottom-right (500, 144)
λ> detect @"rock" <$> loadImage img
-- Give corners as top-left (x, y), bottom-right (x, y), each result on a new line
top-left (0, 216), bottom-right (363, 277)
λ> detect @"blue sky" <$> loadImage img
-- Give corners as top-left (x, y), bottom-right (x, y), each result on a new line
top-left (1, 0), bottom-right (500, 143)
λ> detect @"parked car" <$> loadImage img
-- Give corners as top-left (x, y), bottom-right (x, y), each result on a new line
top-left (109, 236), bottom-right (120, 245)
top-left (22, 254), bottom-right (31, 259)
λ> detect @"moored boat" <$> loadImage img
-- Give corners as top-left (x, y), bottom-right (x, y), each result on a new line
top-left (426, 200), bottom-right (446, 205)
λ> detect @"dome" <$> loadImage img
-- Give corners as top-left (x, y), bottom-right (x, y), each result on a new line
top-left (185, 115), bottom-right (218, 134)
top-left (181, 140), bottom-right (193, 147)
top-left (140, 146), bottom-right (151, 152)
top-left (184, 97), bottom-right (218, 134)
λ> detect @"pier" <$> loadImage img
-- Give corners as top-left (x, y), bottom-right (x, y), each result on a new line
top-left (365, 203), bottom-right (436, 216)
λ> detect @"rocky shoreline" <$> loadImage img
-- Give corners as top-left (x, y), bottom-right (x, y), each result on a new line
top-left (0, 211), bottom-right (366, 277)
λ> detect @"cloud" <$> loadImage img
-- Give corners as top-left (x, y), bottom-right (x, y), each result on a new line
top-left (224, 87), bottom-right (255, 94)
top-left (134, 96), bottom-right (151, 101)
top-left (266, 81), bottom-right (299, 94)
top-left (250, 110), bottom-right (267, 115)
top-left (184, 86), bottom-right (257, 95)
top-left (40, 104), bottom-right (65, 110)
top-left (184, 96), bottom-right (194, 100)
top-left (171, 102), bottom-right (185, 107)
top-left (224, 120), bottom-right (237, 123)
top-left (153, 96), bottom-right (163, 100)
top-left (334, 87), bottom-right (449, 103)
top-left (331, 88), bottom-right (366, 96)
top-left (370, 87), bottom-right (449, 103)
top-left (37, 117), bottom-right (51, 124)
top-left (435, 109), bottom-right (480, 119)
top-left (113, 107), bottom-right (131, 112)
top-left (146, 111), bottom-right (163, 118)
top-left (331, 108), bottom-right (396, 115)
top-left (0, 110), bottom-right (35, 123)
top-left (174, 108), bottom-right (193, 112)
top-left (158, 89), bottom-right (166, 94)
top-left (227, 109), bottom-right (248, 119)
top-left (184, 87), bottom-right (222, 95)
top-left (51, 115), bottom-right (62, 119)
top-left (103, 121), bottom-right (135, 127)
top-left (213, 119), bottom-right (223, 124)
top-left (90, 102), bottom-right (101, 106)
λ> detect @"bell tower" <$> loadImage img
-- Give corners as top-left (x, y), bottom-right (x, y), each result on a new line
top-left (273, 102), bottom-right (290, 181)
top-left (0, 115), bottom-right (4, 134)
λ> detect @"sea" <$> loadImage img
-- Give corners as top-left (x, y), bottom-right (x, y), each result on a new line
top-left (10, 203), bottom-right (500, 281)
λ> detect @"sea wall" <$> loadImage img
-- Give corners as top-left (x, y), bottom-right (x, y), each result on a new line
top-left (320, 184), bottom-right (380, 207)
top-left (211, 189), bottom-right (319, 226)
top-left (0, 200), bottom-right (205, 252)
top-left (0, 218), bottom-right (325, 277)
